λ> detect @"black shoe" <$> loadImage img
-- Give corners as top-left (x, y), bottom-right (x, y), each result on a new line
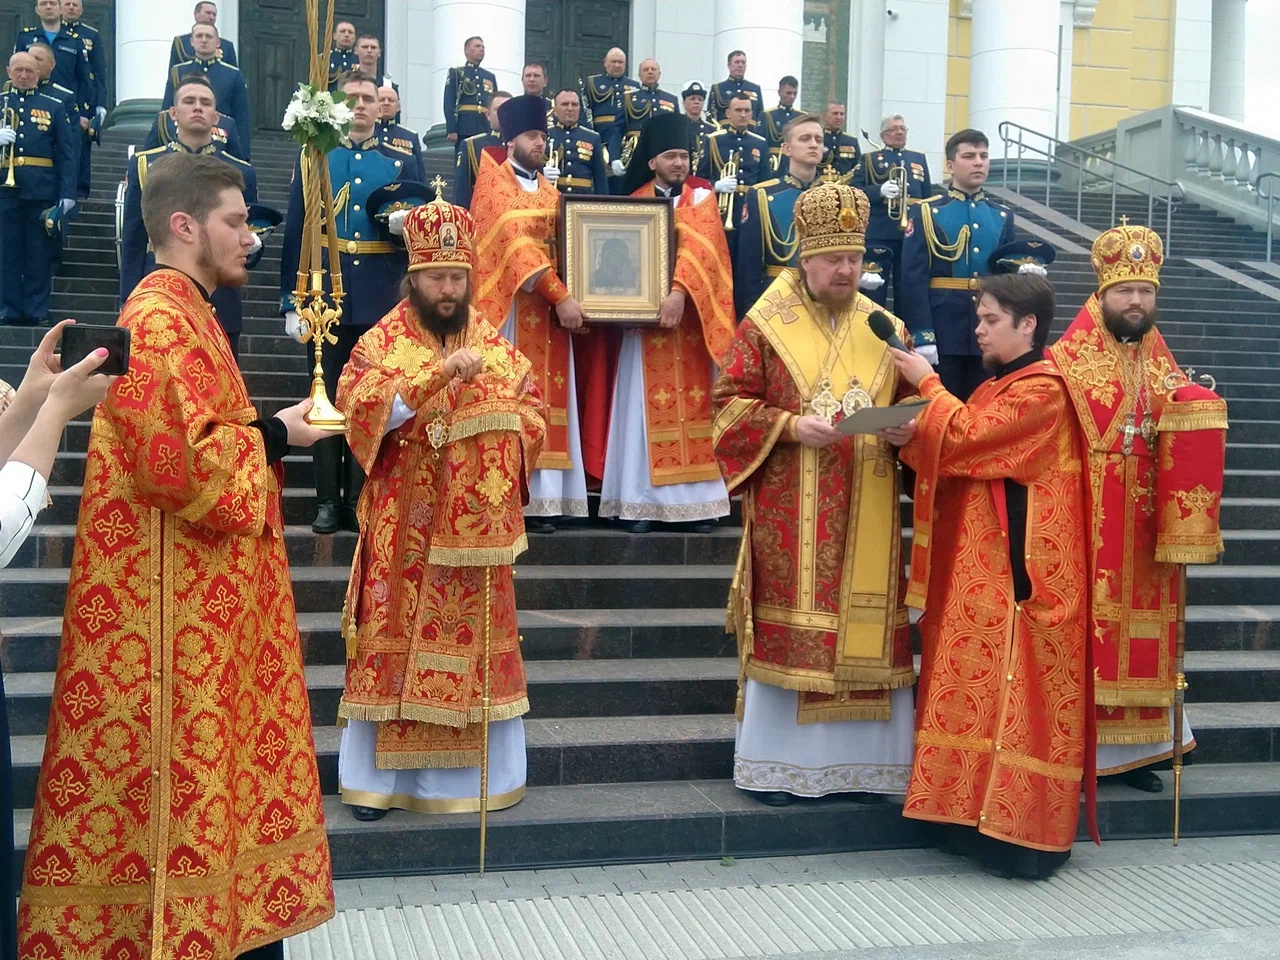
top-left (340, 505), bottom-right (360, 533)
top-left (1112, 767), bottom-right (1164, 793)
top-left (752, 791), bottom-right (793, 807)
top-left (349, 805), bottom-right (389, 821)
top-left (624, 519), bottom-right (653, 533)
top-left (527, 518), bottom-right (556, 534)
top-left (312, 500), bottom-right (341, 535)
top-left (685, 521), bottom-right (714, 534)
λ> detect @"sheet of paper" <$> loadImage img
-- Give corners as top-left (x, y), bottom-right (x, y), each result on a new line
top-left (835, 398), bottom-right (931, 435)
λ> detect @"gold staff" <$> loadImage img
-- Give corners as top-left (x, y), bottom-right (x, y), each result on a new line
top-left (1173, 562), bottom-right (1188, 844)
top-left (479, 565), bottom-right (494, 875)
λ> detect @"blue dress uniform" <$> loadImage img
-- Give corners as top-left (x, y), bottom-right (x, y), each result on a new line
top-left (696, 125), bottom-right (765, 227)
top-left (621, 83), bottom-right (677, 159)
top-left (145, 110), bottom-right (244, 158)
top-left (857, 145), bottom-right (933, 309)
top-left (452, 129), bottom-right (501, 208)
top-left (170, 31), bottom-right (237, 67)
top-left (709, 77), bottom-right (764, 127)
top-left (163, 59), bottom-right (252, 159)
top-left (328, 45), bottom-right (358, 85)
top-left (548, 120), bottom-right (608, 195)
top-left (118, 141), bottom-right (267, 358)
top-left (377, 118), bottom-right (424, 180)
top-left (444, 61), bottom-right (496, 151)
top-left (821, 127), bottom-right (861, 179)
top-left (897, 186), bottom-right (1016, 400)
top-left (0, 85), bottom-right (76, 324)
top-left (762, 104), bottom-right (805, 173)
top-left (688, 115), bottom-right (717, 171)
top-left (14, 23), bottom-right (91, 124)
top-left (582, 72), bottom-right (637, 171)
top-left (734, 172), bottom-right (815, 319)
top-left (63, 17), bottom-right (106, 198)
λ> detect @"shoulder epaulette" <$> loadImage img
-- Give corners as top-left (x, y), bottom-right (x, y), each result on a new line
top-left (462, 131), bottom-right (490, 145)
top-left (136, 145), bottom-right (169, 158)
top-left (214, 61), bottom-right (240, 72)
top-left (51, 82), bottom-right (73, 95)
top-left (755, 178), bottom-right (781, 190)
top-left (220, 151), bottom-right (251, 167)
top-left (745, 131), bottom-right (767, 143)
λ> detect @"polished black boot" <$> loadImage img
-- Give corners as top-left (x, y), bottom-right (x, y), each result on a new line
top-left (340, 447), bottom-right (365, 533)
top-left (349, 805), bottom-right (389, 822)
top-left (312, 436), bottom-right (342, 535)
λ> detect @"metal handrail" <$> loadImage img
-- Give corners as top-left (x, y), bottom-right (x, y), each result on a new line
top-left (997, 121), bottom-right (1186, 256)
top-left (1258, 171), bottom-right (1280, 262)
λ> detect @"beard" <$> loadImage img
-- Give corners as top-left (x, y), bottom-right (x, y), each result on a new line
top-left (1101, 301), bottom-right (1159, 341)
top-left (408, 282), bottom-right (471, 339)
top-left (512, 140), bottom-right (545, 171)
top-left (798, 266), bottom-right (855, 312)
top-left (196, 232), bottom-right (247, 289)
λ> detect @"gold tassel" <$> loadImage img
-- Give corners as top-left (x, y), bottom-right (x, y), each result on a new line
top-left (428, 535), bottom-right (528, 567)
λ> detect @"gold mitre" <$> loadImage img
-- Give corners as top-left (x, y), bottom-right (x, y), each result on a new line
top-left (1091, 218), bottom-right (1164, 293)
top-left (795, 181), bottom-right (871, 258)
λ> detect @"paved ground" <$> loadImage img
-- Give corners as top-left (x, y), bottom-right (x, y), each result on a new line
top-left (285, 834), bottom-right (1280, 958)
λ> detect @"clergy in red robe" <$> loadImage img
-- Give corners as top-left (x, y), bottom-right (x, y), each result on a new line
top-left (889, 270), bottom-right (1094, 879)
top-left (583, 112), bottom-right (735, 532)
top-left (19, 152), bottom-right (334, 960)
top-left (335, 195), bottom-right (545, 820)
top-left (471, 94), bottom-right (587, 532)
top-left (712, 181), bottom-right (916, 806)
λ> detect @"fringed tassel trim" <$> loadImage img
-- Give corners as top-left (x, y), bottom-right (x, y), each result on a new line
top-left (745, 660), bottom-right (915, 695)
top-left (447, 410), bottom-right (525, 443)
top-left (337, 695), bottom-right (531, 728)
top-left (796, 704), bottom-right (891, 725)
top-left (428, 535), bottom-right (527, 566)
top-left (1154, 543), bottom-right (1223, 565)
top-left (375, 749), bottom-right (483, 771)
top-left (1096, 728), bottom-right (1174, 746)
top-left (1157, 406), bottom-right (1228, 433)
top-left (1094, 688), bottom-right (1174, 708)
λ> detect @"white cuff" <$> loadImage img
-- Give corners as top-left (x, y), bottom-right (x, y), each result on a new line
top-left (0, 460), bottom-right (46, 569)
top-left (385, 394), bottom-right (415, 435)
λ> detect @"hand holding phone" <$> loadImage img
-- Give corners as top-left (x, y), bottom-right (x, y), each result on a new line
top-left (59, 324), bottom-right (131, 377)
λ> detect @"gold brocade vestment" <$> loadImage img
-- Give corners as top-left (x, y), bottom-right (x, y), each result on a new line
top-left (712, 273), bottom-right (914, 723)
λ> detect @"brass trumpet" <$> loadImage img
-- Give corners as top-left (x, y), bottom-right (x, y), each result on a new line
top-left (1, 107), bottom-right (17, 188)
top-left (620, 132), bottom-right (637, 169)
top-left (718, 147), bottom-right (741, 231)
top-left (886, 163), bottom-right (909, 232)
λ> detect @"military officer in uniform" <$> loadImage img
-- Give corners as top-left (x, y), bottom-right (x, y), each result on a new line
top-left (545, 87), bottom-right (608, 195)
top-left (18, 41), bottom-right (75, 115)
top-left (329, 20), bottom-right (358, 85)
top-left (163, 23), bottom-right (251, 159)
top-left (697, 92), bottom-right (764, 258)
top-left (377, 85), bottom-right (423, 180)
top-left (169, 1), bottom-right (236, 66)
top-left (818, 100), bottom-right (860, 180)
top-left (620, 58), bottom-right (676, 177)
top-left (120, 75), bottom-right (274, 360)
top-left (145, 105), bottom-right (242, 157)
top-left (453, 88), bottom-right (509, 208)
top-left (682, 81), bottom-right (717, 164)
top-left (59, 0), bottom-right (104, 198)
top-left (280, 69), bottom-right (425, 535)
top-left (14, 1), bottom-right (91, 131)
top-left (583, 46), bottom-right (637, 186)
top-left (356, 34), bottom-right (397, 97)
top-left (521, 60), bottom-right (554, 121)
top-left (0, 51), bottom-right (76, 325)
top-left (762, 75), bottom-right (803, 174)
top-left (734, 113), bottom-right (823, 318)
top-left (710, 50), bottom-right (763, 127)
top-left (444, 35), bottom-right (495, 153)
top-left (855, 112), bottom-right (933, 310)
top-left (897, 128), bottom-right (1018, 400)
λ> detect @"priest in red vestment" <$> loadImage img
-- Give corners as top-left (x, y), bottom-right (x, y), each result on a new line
top-left (888, 268), bottom-right (1095, 880)
top-left (18, 152), bottom-right (334, 960)
top-left (712, 181), bottom-right (916, 806)
top-left (335, 193), bottom-right (545, 820)
top-left (580, 112), bottom-right (735, 533)
top-left (1049, 223), bottom-right (1223, 791)
top-left (471, 94), bottom-right (587, 532)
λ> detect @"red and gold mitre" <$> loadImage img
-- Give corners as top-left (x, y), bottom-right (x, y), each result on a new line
top-left (1091, 220), bottom-right (1163, 292)
top-left (796, 181), bottom-right (871, 258)
top-left (1154, 380), bottom-right (1227, 565)
top-left (404, 195), bottom-right (475, 272)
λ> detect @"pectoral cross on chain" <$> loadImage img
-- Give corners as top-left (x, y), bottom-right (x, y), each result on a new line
top-left (1120, 410), bottom-right (1157, 457)
top-left (810, 377), bottom-right (842, 425)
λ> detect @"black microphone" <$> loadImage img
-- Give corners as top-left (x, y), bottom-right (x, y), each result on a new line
top-left (867, 309), bottom-right (910, 353)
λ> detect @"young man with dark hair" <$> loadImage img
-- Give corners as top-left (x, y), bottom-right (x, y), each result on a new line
top-left (710, 48), bottom-right (762, 126)
top-left (697, 91), bottom-right (766, 257)
top-left (762, 75), bottom-right (804, 171)
top-left (329, 19), bottom-right (358, 83)
top-left (521, 59), bottom-right (553, 118)
top-left (18, 150), bottom-right (334, 960)
top-left (885, 268), bottom-right (1094, 881)
top-left (452, 88), bottom-right (510, 206)
top-left (444, 34), bottom-right (496, 150)
top-left (820, 100), bottom-right (860, 178)
top-left (356, 32), bottom-right (396, 93)
top-left (162, 22), bottom-right (252, 158)
top-left (169, 0), bottom-right (236, 66)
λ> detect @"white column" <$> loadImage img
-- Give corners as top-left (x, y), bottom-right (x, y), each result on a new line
top-left (431, 0), bottom-right (525, 130)
top-left (848, 0), bottom-right (885, 144)
top-left (1056, 1), bottom-right (1074, 141)
top-left (881, 0), bottom-right (949, 175)
top-left (1172, 0), bottom-right (1213, 108)
top-left (968, 0), bottom-right (1059, 154)
top-left (630, 0), bottom-right (656, 67)
top-left (218, 0), bottom-right (238, 55)
top-left (115, 0), bottom-right (203, 103)
top-left (713, 0), bottom-right (804, 104)
top-left (1210, 0), bottom-right (1248, 120)
top-left (657, 0), bottom-right (715, 99)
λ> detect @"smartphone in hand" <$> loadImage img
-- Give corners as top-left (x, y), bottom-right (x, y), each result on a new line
top-left (60, 324), bottom-right (131, 376)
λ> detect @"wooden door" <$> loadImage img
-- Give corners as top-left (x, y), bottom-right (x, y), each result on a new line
top-left (239, 0), bottom-right (384, 132)
top-left (526, 0), bottom-right (629, 94)
top-left (0, 0), bottom-right (116, 107)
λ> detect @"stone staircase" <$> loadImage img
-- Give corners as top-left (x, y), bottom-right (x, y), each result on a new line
top-left (5, 135), bottom-right (1280, 885)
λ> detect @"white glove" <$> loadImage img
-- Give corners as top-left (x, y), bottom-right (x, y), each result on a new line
top-left (248, 233), bottom-right (263, 255)
top-left (0, 127), bottom-right (17, 147)
top-left (542, 164), bottom-right (561, 186)
top-left (387, 209), bottom-right (408, 235)
top-left (916, 343), bottom-right (939, 366)
top-left (611, 158), bottom-right (625, 176)
top-left (58, 199), bottom-right (77, 216)
top-left (1018, 262), bottom-right (1048, 276)
top-left (94, 106), bottom-right (107, 127)
top-left (880, 180), bottom-right (901, 201)
top-left (714, 175), bottom-right (739, 194)
top-left (858, 272), bottom-right (885, 291)
top-left (284, 310), bottom-right (310, 344)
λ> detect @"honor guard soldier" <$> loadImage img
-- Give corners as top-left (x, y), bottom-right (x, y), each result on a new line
top-left (145, 106), bottom-right (243, 157)
top-left (377, 85), bottom-right (423, 180)
top-left (0, 51), bottom-right (77, 325)
top-left (355, 34), bottom-right (397, 98)
top-left (444, 35), bottom-right (496, 153)
top-left (583, 47), bottom-right (638, 186)
top-left (762, 75), bottom-right (803, 174)
top-left (734, 113), bottom-right (823, 318)
top-left (14, 1), bottom-right (91, 128)
top-left (521, 61), bottom-right (554, 123)
top-left (696, 92), bottom-right (764, 255)
top-left (818, 100), bottom-right (860, 180)
top-left (169, 1), bottom-right (236, 66)
top-left (710, 50), bottom-right (763, 127)
top-left (280, 69), bottom-right (431, 535)
top-left (620, 58), bottom-right (676, 174)
top-left (897, 128), bottom-right (1018, 400)
top-left (545, 87), bottom-right (608, 195)
top-left (328, 20), bottom-right (358, 86)
top-left (453, 89), bottom-right (509, 207)
top-left (163, 23), bottom-right (251, 159)
top-left (856, 112), bottom-right (933, 309)
top-left (119, 75), bottom-right (277, 360)
top-left (19, 42), bottom-right (73, 270)
top-left (60, 0), bottom-right (104, 198)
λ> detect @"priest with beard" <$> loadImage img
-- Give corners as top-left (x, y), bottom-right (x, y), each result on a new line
top-left (578, 112), bottom-right (735, 532)
top-left (334, 194), bottom-right (545, 820)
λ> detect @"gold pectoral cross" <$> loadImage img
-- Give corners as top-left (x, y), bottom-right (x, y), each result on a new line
top-left (810, 376), bottom-right (842, 424)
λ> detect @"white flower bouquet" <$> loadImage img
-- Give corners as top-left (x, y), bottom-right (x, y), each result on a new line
top-left (281, 83), bottom-right (355, 153)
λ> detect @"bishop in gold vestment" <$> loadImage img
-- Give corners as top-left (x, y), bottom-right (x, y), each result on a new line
top-left (713, 182), bottom-right (915, 803)
top-left (336, 196), bottom-right (545, 817)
